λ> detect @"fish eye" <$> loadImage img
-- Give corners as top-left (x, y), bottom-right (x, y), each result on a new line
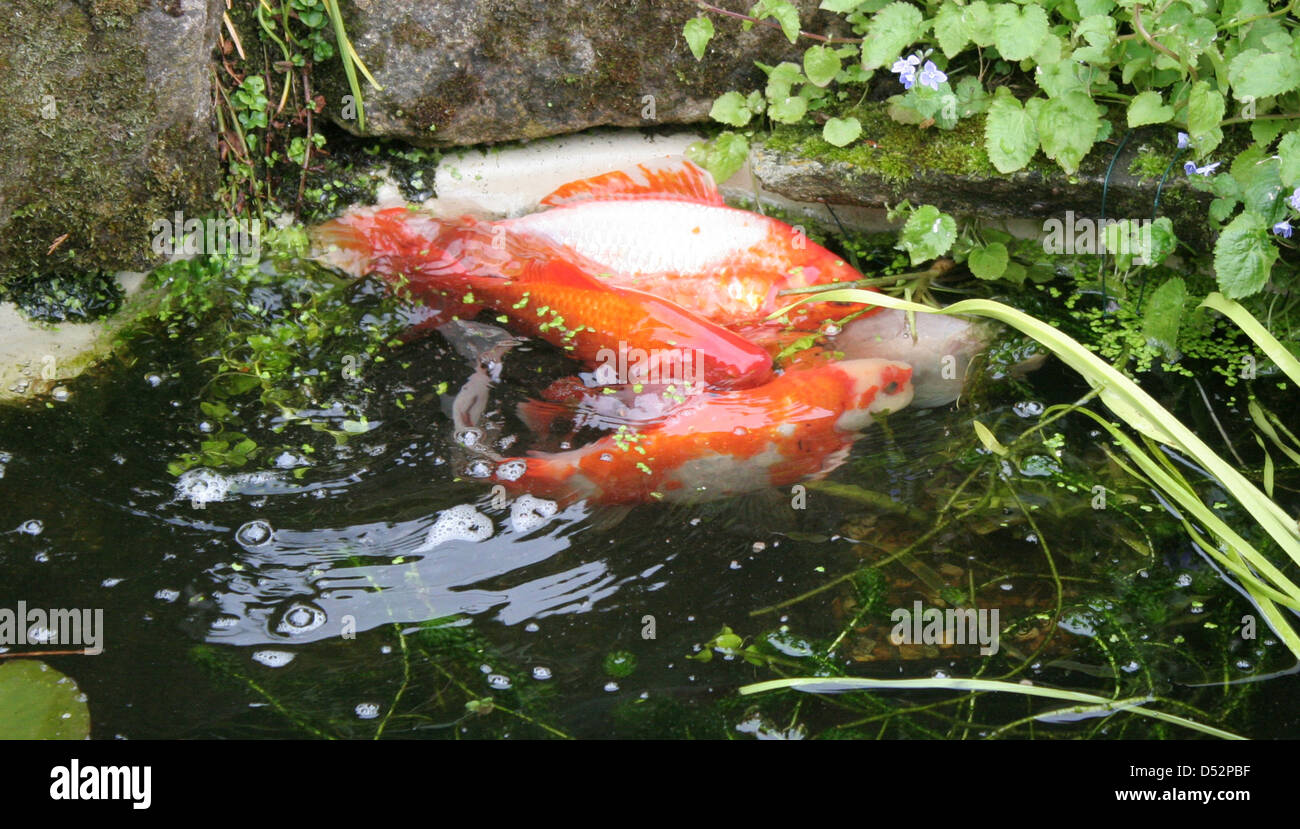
top-left (883, 381), bottom-right (898, 395)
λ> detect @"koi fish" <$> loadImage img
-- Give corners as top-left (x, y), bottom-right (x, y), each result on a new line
top-left (496, 159), bottom-right (878, 335)
top-left (489, 359), bottom-right (914, 505)
top-left (314, 206), bottom-right (774, 389)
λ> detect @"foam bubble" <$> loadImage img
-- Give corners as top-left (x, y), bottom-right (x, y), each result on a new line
top-left (418, 504), bottom-right (494, 550)
top-left (454, 427), bottom-right (485, 448)
top-left (236, 519), bottom-right (274, 548)
top-left (251, 650), bottom-right (295, 668)
top-left (509, 495), bottom-right (557, 535)
top-left (175, 468), bottom-right (230, 506)
top-left (355, 702), bottom-right (381, 720)
top-left (274, 601), bottom-right (327, 636)
top-left (495, 459), bottom-right (526, 482)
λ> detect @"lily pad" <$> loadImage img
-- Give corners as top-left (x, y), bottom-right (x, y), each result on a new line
top-left (0, 660), bottom-right (91, 739)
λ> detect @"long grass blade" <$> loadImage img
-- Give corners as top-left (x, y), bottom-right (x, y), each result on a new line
top-left (739, 676), bottom-right (1244, 739)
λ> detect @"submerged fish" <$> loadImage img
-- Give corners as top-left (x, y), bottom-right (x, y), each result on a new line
top-left (489, 359), bottom-right (913, 505)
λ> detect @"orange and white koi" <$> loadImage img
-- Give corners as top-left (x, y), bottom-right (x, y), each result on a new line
top-left (490, 359), bottom-right (913, 505)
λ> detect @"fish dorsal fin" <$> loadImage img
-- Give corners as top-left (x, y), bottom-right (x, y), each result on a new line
top-left (539, 159), bottom-right (725, 207)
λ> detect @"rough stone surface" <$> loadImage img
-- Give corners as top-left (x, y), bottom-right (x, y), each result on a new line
top-left (751, 138), bottom-right (1216, 250)
top-left (319, 0), bottom-right (844, 147)
top-left (0, 0), bottom-right (223, 288)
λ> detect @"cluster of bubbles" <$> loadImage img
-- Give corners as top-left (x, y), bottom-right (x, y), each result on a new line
top-left (251, 650), bottom-right (296, 668)
top-left (419, 504), bottom-right (495, 549)
top-left (174, 468), bottom-right (231, 506)
top-left (509, 494), bottom-right (557, 534)
top-left (416, 496), bottom-right (561, 550)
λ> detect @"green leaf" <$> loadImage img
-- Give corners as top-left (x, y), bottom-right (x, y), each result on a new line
top-left (764, 61), bottom-right (805, 99)
top-left (1209, 198), bottom-right (1238, 223)
top-left (968, 242), bottom-right (1009, 280)
top-left (1214, 212), bottom-right (1277, 299)
top-left (984, 88), bottom-right (1039, 173)
top-left (1127, 90), bottom-right (1174, 127)
top-left (973, 421), bottom-right (1009, 455)
top-left (897, 205), bottom-right (958, 264)
top-left (1076, 0), bottom-right (1115, 16)
top-left (754, 0), bottom-right (801, 43)
top-left (1145, 217), bottom-right (1177, 265)
top-left (1142, 277), bottom-right (1187, 358)
top-left (1228, 48), bottom-right (1300, 101)
top-left (684, 16), bottom-right (714, 61)
top-left (1278, 130), bottom-right (1300, 187)
top-left (861, 1), bottom-right (924, 69)
top-left (1231, 146), bottom-right (1285, 222)
top-left (933, 2), bottom-right (968, 58)
top-left (1035, 59), bottom-right (1088, 99)
top-left (709, 91), bottom-right (752, 127)
top-left (993, 3), bottom-right (1048, 62)
top-left (0, 661), bottom-right (91, 739)
top-left (963, 0), bottom-right (994, 48)
top-left (954, 76), bottom-right (990, 116)
top-left (687, 132), bottom-right (750, 183)
top-left (819, 0), bottom-right (865, 10)
top-left (768, 94), bottom-right (808, 123)
top-left (1186, 80), bottom-right (1225, 152)
top-left (803, 45), bottom-right (841, 87)
top-left (1036, 90), bottom-right (1100, 174)
top-left (822, 116), bottom-right (863, 147)
top-left (1073, 14), bottom-right (1116, 64)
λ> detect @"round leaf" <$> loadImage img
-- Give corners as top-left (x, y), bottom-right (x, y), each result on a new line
top-left (709, 91), bottom-right (752, 127)
top-left (968, 242), bottom-right (1009, 280)
top-left (803, 45), bottom-right (841, 87)
top-left (0, 660), bottom-right (91, 739)
top-left (822, 116), bottom-right (862, 147)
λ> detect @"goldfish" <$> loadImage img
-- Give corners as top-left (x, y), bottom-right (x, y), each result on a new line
top-left (496, 159), bottom-right (878, 336)
top-left (315, 204), bottom-right (774, 389)
top-left (314, 159), bottom-right (920, 506)
top-left (489, 359), bottom-right (913, 505)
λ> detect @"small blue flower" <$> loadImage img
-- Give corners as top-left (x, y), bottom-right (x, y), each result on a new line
top-left (1177, 132), bottom-right (1190, 149)
top-left (891, 54), bottom-right (920, 89)
top-left (1288, 187), bottom-right (1300, 212)
top-left (1273, 220), bottom-right (1293, 238)
top-left (918, 60), bottom-right (948, 91)
top-left (1184, 160), bottom-right (1220, 176)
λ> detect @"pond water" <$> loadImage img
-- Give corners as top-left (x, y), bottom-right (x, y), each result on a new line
top-left (1, 248), bottom-right (1297, 740)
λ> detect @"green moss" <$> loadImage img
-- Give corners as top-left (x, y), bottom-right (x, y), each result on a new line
top-left (763, 103), bottom-right (1002, 186)
top-left (0, 0), bottom-right (218, 296)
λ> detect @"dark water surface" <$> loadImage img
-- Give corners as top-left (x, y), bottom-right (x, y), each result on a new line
top-left (2, 307), bottom-right (1297, 740)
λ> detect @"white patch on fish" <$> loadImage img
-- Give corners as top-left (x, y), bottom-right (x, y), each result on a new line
top-left (507, 202), bottom-right (769, 275)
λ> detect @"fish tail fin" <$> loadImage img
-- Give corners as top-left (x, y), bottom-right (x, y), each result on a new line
top-left (516, 399), bottom-right (572, 436)
top-left (313, 206), bottom-right (463, 279)
top-left (315, 207), bottom-right (498, 325)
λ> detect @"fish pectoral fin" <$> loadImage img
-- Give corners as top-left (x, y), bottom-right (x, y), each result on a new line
top-left (807, 444), bottom-right (855, 480)
top-left (538, 159), bottom-right (726, 208)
